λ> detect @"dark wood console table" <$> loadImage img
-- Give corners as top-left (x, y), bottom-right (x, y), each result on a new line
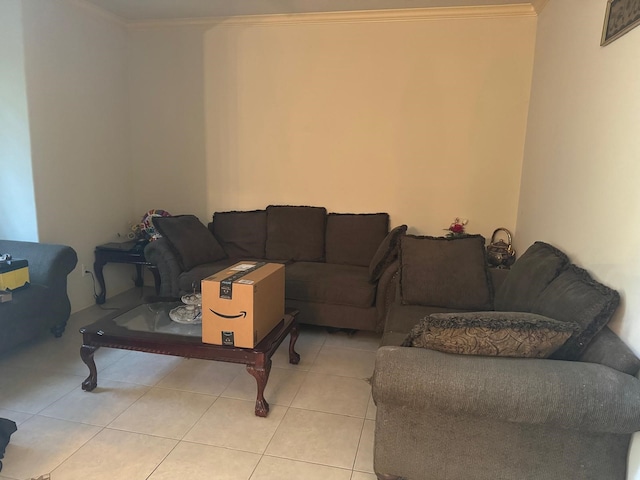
top-left (94, 241), bottom-right (161, 304)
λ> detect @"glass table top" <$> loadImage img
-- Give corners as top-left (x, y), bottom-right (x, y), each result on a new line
top-left (112, 302), bottom-right (202, 338)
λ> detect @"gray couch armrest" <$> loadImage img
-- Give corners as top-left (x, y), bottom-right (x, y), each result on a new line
top-left (372, 346), bottom-right (640, 434)
top-left (144, 238), bottom-right (183, 297)
top-left (374, 260), bottom-right (399, 333)
top-left (0, 240), bottom-right (77, 286)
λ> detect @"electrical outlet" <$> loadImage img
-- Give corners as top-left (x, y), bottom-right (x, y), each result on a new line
top-left (82, 264), bottom-right (88, 277)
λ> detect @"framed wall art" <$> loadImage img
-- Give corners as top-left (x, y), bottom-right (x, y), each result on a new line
top-left (601, 0), bottom-right (640, 46)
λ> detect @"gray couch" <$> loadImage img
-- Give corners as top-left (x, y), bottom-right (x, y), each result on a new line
top-left (144, 206), bottom-right (406, 331)
top-left (372, 239), bottom-right (640, 480)
top-left (0, 240), bottom-right (77, 354)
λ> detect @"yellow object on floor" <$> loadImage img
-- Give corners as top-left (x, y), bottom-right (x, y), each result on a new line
top-left (0, 259), bottom-right (30, 291)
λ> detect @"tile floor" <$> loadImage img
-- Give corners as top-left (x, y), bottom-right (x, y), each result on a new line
top-left (0, 289), bottom-right (380, 480)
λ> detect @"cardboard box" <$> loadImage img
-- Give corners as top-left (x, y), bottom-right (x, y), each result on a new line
top-left (0, 259), bottom-right (30, 291)
top-left (201, 262), bottom-right (285, 348)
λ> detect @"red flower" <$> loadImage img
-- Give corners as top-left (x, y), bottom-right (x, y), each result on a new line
top-left (450, 223), bottom-right (464, 233)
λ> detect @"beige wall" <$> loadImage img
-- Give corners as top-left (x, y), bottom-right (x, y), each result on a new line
top-left (0, 0), bottom-right (38, 241)
top-left (21, 0), bottom-right (134, 310)
top-left (129, 9), bottom-right (536, 238)
top-left (128, 25), bottom-right (211, 222)
top-left (516, 2), bottom-right (640, 475)
top-left (203, 13), bottom-right (536, 237)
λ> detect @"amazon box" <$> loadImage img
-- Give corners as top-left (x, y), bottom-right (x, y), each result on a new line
top-left (201, 262), bottom-right (285, 348)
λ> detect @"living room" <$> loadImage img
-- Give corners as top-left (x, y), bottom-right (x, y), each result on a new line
top-left (2, 0), bottom-right (640, 477)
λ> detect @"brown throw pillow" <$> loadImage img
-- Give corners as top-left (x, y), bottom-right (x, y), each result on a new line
top-left (211, 210), bottom-right (267, 259)
top-left (265, 205), bottom-right (327, 261)
top-left (325, 213), bottom-right (389, 267)
top-left (153, 215), bottom-right (227, 271)
top-left (368, 224), bottom-right (407, 282)
top-left (403, 312), bottom-right (578, 358)
top-left (400, 235), bottom-right (492, 310)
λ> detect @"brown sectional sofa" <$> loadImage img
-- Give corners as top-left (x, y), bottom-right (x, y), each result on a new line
top-left (372, 238), bottom-right (640, 480)
top-left (144, 205), bottom-right (406, 332)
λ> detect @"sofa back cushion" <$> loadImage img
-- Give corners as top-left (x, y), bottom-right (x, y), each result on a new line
top-left (325, 213), bottom-right (389, 267)
top-left (532, 264), bottom-right (620, 360)
top-left (579, 327), bottom-right (640, 376)
top-left (399, 235), bottom-right (492, 310)
top-left (154, 215), bottom-right (227, 271)
top-left (211, 210), bottom-right (267, 259)
top-left (494, 241), bottom-right (569, 312)
top-left (265, 206), bottom-right (327, 261)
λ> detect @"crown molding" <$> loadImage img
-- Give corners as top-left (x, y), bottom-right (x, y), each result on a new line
top-left (63, 0), bottom-right (127, 27)
top-left (127, 5), bottom-right (536, 29)
top-left (531, 0), bottom-right (550, 14)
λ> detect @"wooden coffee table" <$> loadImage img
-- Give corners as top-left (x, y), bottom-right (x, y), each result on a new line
top-left (79, 302), bottom-right (300, 417)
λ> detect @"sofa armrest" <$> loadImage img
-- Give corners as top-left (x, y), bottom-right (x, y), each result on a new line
top-left (374, 260), bottom-right (399, 333)
top-left (0, 240), bottom-right (77, 287)
top-left (372, 346), bottom-right (640, 434)
top-left (144, 238), bottom-right (184, 297)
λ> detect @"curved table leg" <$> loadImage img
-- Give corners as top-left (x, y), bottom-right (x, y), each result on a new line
top-left (94, 260), bottom-right (106, 304)
top-left (246, 358), bottom-right (272, 417)
top-left (81, 345), bottom-right (99, 391)
top-left (289, 321), bottom-right (300, 365)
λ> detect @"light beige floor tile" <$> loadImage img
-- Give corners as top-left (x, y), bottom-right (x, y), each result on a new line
top-left (251, 456), bottom-right (352, 480)
top-left (148, 441), bottom-right (261, 480)
top-left (108, 387), bottom-right (215, 439)
top-left (183, 397), bottom-right (286, 453)
top-left (354, 419), bottom-right (375, 473)
top-left (310, 346), bottom-right (376, 380)
top-left (291, 373), bottom-right (370, 417)
top-left (221, 367), bottom-right (307, 407)
top-left (295, 324), bottom-right (329, 345)
top-left (157, 358), bottom-right (244, 395)
top-left (99, 350), bottom-right (183, 386)
top-left (271, 338), bottom-right (322, 371)
top-left (323, 331), bottom-right (381, 351)
top-left (351, 472), bottom-right (377, 480)
top-left (265, 408), bottom-right (363, 469)
top-left (366, 395), bottom-right (376, 420)
top-left (51, 428), bottom-right (176, 480)
top-left (1, 415), bottom-right (101, 480)
top-left (39, 379), bottom-right (149, 426)
top-left (0, 367), bottom-right (84, 414)
top-left (0, 408), bottom-right (31, 426)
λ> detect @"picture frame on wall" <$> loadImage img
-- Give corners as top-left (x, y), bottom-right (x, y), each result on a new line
top-left (601, 0), bottom-right (640, 46)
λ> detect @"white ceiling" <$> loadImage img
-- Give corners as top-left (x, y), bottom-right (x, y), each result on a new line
top-left (83, 0), bottom-right (536, 21)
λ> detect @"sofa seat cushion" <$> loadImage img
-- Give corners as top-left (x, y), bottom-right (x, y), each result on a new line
top-left (494, 241), bottom-right (568, 312)
top-left (400, 235), bottom-right (492, 310)
top-left (266, 206), bottom-right (327, 261)
top-left (325, 213), bottom-right (389, 267)
top-left (177, 259), bottom-right (239, 294)
top-left (532, 265), bottom-right (620, 361)
top-left (154, 215), bottom-right (228, 271)
top-left (382, 303), bottom-right (469, 346)
top-left (403, 312), bottom-right (578, 358)
top-left (211, 210), bottom-right (267, 259)
top-left (285, 262), bottom-right (375, 308)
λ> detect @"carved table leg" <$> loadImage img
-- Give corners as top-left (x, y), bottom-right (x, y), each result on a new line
top-left (81, 345), bottom-right (99, 391)
top-left (246, 358), bottom-right (272, 417)
top-left (94, 259), bottom-right (107, 304)
top-left (289, 322), bottom-right (300, 365)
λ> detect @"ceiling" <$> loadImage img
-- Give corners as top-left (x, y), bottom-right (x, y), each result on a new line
top-left (83, 0), bottom-right (536, 21)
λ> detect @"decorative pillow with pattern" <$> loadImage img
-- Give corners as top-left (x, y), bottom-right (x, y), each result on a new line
top-left (403, 312), bottom-right (578, 358)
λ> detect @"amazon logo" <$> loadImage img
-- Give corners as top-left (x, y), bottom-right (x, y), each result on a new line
top-left (209, 309), bottom-right (247, 319)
